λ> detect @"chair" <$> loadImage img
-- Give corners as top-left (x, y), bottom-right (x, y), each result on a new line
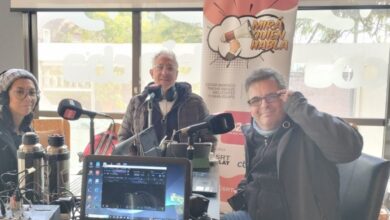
top-left (113, 122), bottom-right (121, 134)
top-left (338, 153), bottom-right (390, 220)
top-left (32, 118), bottom-right (71, 150)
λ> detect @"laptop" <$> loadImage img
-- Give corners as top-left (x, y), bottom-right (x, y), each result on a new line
top-left (80, 155), bottom-right (191, 220)
top-left (112, 126), bottom-right (161, 157)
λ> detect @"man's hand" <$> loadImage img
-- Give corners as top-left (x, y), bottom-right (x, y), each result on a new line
top-left (277, 89), bottom-right (294, 103)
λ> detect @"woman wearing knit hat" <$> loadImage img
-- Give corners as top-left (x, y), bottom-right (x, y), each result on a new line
top-left (0, 69), bottom-right (40, 193)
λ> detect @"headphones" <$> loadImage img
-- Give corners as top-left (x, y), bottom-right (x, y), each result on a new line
top-left (0, 70), bottom-right (7, 105)
top-left (155, 85), bottom-right (177, 102)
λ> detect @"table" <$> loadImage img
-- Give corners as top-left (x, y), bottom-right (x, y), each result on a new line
top-left (194, 161), bottom-right (220, 220)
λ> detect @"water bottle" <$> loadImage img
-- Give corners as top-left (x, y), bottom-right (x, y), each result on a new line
top-left (46, 134), bottom-right (70, 202)
top-left (17, 132), bottom-right (45, 202)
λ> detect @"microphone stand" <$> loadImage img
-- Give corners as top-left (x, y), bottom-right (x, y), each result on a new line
top-left (89, 116), bottom-right (95, 155)
top-left (147, 97), bottom-right (153, 128)
top-left (186, 132), bottom-right (196, 160)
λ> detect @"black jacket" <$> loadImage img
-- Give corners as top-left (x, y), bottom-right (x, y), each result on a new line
top-left (118, 82), bottom-right (217, 153)
top-left (0, 106), bottom-right (33, 193)
top-left (238, 92), bottom-right (363, 220)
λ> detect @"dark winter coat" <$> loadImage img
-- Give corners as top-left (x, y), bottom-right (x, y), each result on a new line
top-left (239, 92), bottom-right (363, 220)
top-left (118, 82), bottom-right (216, 154)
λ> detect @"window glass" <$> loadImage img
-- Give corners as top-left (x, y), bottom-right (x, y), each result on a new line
top-left (291, 9), bottom-right (390, 118)
top-left (357, 126), bottom-right (385, 158)
top-left (69, 118), bottom-right (121, 174)
top-left (37, 12), bottom-right (133, 113)
top-left (37, 12), bottom-right (133, 174)
top-left (36, 9), bottom-right (390, 169)
top-left (140, 11), bottom-right (203, 94)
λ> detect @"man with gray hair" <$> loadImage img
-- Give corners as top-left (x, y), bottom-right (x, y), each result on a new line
top-left (223, 68), bottom-right (363, 220)
top-left (118, 50), bottom-right (216, 155)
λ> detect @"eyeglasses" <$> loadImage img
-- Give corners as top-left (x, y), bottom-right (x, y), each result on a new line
top-left (247, 93), bottom-right (281, 106)
top-left (154, 64), bottom-right (177, 72)
top-left (11, 88), bottom-right (39, 100)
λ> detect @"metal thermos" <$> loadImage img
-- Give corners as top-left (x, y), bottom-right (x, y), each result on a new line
top-left (17, 132), bottom-right (45, 202)
top-left (45, 134), bottom-right (70, 202)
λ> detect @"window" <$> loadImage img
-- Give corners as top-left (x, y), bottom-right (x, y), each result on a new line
top-left (140, 11), bottom-right (203, 94)
top-left (37, 12), bottom-right (133, 113)
top-left (291, 9), bottom-right (390, 157)
top-left (36, 8), bottom-right (390, 171)
top-left (37, 11), bottom-right (203, 174)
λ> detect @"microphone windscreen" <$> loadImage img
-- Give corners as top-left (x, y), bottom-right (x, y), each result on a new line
top-left (147, 84), bottom-right (161, 93)
top-left (57, 99), bottom-right (83, 120)
top-left (207, 113), bottom-right (235, 134)
top-left (146, 84), bottom-right (162, 99)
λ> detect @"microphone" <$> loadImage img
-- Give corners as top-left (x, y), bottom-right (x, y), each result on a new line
top-left (111, 135), bottom-right (138, 156)
top-left (145, 92), bottom-right (155, 102)
top-left (147, 83), bottom-right (161, 93)
top-left (178, 112), bottom-right (235, 135)
top-left (145, 84), bottom-right (161, 128)
top-left (25, 167), bottom-right (36, 174)
top-left (146, 84), bottom-right (161, 101)
top-left (57, 99), bottom-right (111, 120)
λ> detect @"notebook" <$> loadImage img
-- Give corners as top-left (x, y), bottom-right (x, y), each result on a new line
top-left (80, 155), bottom-right (192, 220)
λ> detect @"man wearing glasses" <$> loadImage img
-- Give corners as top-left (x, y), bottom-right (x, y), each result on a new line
top-left (223, 68), bottom-right (363, 220)
top-left (0, 69), bottom-right (40, 193)
top-left (118, 50), bottom-right (216, 155)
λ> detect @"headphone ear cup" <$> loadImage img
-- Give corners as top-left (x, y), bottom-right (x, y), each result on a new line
top-left (153, 90), bottom-right (163, 102)
top-left (0, 92), bottom-right (8, 106)
top-left (165, 86), bottom-right (177, 102)
top-left (0, 70), bottom-right (7, 105)
top-left (34, 94), bottom-right (40, 109)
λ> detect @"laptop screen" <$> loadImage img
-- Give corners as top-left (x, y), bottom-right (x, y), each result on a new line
top-left (80, 155), bottom-right (191, 220)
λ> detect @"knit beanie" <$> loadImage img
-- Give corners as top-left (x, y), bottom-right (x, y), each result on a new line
top-left (0, 69), bottom-right (39, 94)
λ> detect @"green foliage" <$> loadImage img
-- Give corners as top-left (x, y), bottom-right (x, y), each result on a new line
top-left (94, 82), bottom-right (129, 111)
top-left (141, 12), bottom-right (202, 43)
top-left (49, 12), bottom-right (202, 43)
top-left (295, 9), bottom-right (390, 43)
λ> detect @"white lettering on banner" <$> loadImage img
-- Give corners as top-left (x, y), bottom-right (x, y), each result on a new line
top-left (221, 186), bottom-right (236, 193)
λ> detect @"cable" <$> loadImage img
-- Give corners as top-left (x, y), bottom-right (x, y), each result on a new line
top-left (0, 198), bottom-right (6, 217)
top-left (0, 170), bottom-right (18, 192)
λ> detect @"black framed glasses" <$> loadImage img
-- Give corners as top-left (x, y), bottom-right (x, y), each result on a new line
top-left (11, 88), bottom-right (39, 100)
top-left (247, 93), bottom-right (281, 106)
